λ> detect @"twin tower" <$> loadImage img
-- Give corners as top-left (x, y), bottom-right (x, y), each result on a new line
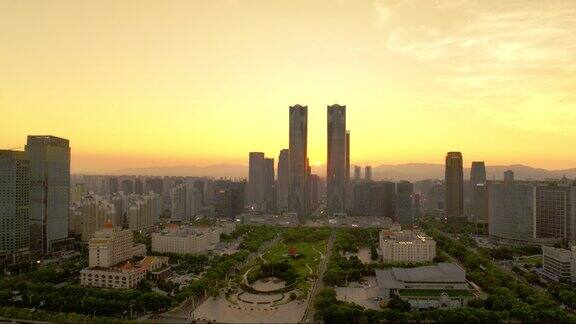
top-left (248, 104), bottom-right (351, 217)
top-left (288, 104), bottom-right (350, 217)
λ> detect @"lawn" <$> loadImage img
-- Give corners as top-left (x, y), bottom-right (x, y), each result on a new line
top-left (262, 240), bottom-right (327, 278)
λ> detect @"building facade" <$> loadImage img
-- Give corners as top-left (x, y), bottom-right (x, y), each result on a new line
top-left (379, 230), bottom-right (436, 263)
top-left (289, 105), bottom-right (309, 217)
top-left (327, 104), bottom-right (347, 215)
top-left (0, 150), bottom-right (30, 264)
top-left (445, 152), bottom-right (464, 222)
top-left (26, 135), bottom-right (70, 255)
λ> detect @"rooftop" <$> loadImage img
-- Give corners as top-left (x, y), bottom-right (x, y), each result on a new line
top-left (376, 263), bottom-right (467, 288)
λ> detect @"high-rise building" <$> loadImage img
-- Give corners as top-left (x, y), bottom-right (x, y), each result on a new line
top-left (145, 177), bottom-right (163, 195)
top-left (88, 222), bottom-right (134, 268)
top-left (26, 135), bottom-right (70, 255)
top-left (309, 174), bottom-right (320, 210)
top-left (121, 179), bottom-right (134, 194)
top-left (488, 180), bottom-right (535, 242)
top-left (109, 177), bottom-right (119, 194)
top-left (134, 178), bottom-right (144, 195)
top-left (354, 165), bottom-right (361, 181)
top-left (352, 181), bottom-right (395, 217)
top-left (535, 181), bottom-right (576, 242)
top-left (193, 179), bottom-right (205, 207)
top-left (248, 152), bottom-right (266, 211)
top-left (470, 162), bottom-right (486, 186)
top-left (264, 157), bottom-right (275, 213)
top-left (0, 150), bottom-right (30, 264)
top-left (345, 130), bottom-right (351, 211)
top-left (396, 181), bottom-right (414, 225)
top-left (171, 184), bottom-right (200, 221)
top-left (445, 152), bottom-right (464, 222)
top-left (327, 104), bottom-right (347, 215)
top-left (365, 165), bottom-right (372, 182)
top-left (504, 170), bottom-right (515, 182)
top-left (214, 180), bottom-right (245, 219)
top-left (277, 149), bottom-right (290, 213)
top-left (289, 105), bottom-right (308, 217)
top-left (69, 193), bottom-right (116, 241)
top-left (469, 162), bottom-right (487, 223)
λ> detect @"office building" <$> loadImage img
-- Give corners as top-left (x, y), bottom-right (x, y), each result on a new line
top-left (277, 149), bottom-right (290, 213)
top-left (445, 152), bottom-right (464, 222)
top-left (0, 150), bottom-right (30, 264)
top-left (535, 180), bottom-right (576, 242)
top-left (248, 152), bottom-right (266, 211)
top-left (327, 104), bottom-right (347, 215)
top-left (488, 181), bottom-right (535, 242)
top-left (395, 181), bottom-right (414, 225)
top-left (289, 105), bottom-right (309, 217)
top-left (214, 180), bottom-right (245, 218)
top-left (379, 229), bottom-right (436, 262)
top-left (352, 181), bottom-right (395, 217)
top-left (264, 157), bottom-right (275, 213)
top-left (26, 135), bottom-right (70, 255)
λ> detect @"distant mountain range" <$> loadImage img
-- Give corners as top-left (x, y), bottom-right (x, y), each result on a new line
top-left (106, 163), bottom-right (576, 181)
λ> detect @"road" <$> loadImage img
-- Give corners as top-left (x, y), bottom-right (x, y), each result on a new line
top-left (302, 229), bottom-right (335, 323)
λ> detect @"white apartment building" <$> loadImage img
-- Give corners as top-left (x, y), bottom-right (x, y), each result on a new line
top-left (151, 225), bottom-right (221, 254)
top-left (379, 229), bottom-right (436, 263)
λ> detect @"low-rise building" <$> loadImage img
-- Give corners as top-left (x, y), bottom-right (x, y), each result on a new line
top-left (151, 225), bottom-right (221, 254)
top-left (379, 229), bottom-right (436, 263)
top-left (80, 256), bottom-right (168, 289)
top-left (375, 263), bottom-right (474, 309)
top-left (542, 246), bottom-right (576, 284)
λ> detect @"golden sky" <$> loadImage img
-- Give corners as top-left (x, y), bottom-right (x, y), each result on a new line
top-left (2, 0), bottom-right (576, 173)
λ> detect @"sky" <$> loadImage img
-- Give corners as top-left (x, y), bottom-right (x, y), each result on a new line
top-left (2, 0), bottom-right (576, 173)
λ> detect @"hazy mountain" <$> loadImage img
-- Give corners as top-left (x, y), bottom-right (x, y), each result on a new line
top-left (107, 163), bottom-right (576, 181)
top-left (110, 164), bottom-right (248, 178)
top-left (373, 163), bottom-right (576, 182)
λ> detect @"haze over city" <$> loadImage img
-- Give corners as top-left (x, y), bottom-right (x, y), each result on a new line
top-left (3, 0), bottom-right (576, 173)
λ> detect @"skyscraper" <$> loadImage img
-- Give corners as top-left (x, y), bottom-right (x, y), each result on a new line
top-left (277, 149), bottom-right (290, 213)
top-left (327, 104), bottom-right (346, 215)
top-left (26, 135), bottom-right (70, 255)
top-left (470, 162), bottom-right (486, 186)
top-left (289, 105), bottom-right (308, 217)
top-left (248, 152), bottom-right (265, 211)
top-left (488, 181), bottom-right (535, 242)
top-left (0, 150), bottom-right (30, 264)
top-left (445, 152), bottom-right (464, 221)
top-left (345, 130), bottom-right (351, 211)
top-left (470, 161), bottom-right (487, 223)
top-left (365, 165), bottom-right (372, 181)
top-left (396, 181), bottom-right (414, 225)
top-left (264, 157), bottom-right (275, 213)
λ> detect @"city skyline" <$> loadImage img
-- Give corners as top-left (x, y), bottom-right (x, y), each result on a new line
top-left (3, 0), bottom-right (576, 172)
